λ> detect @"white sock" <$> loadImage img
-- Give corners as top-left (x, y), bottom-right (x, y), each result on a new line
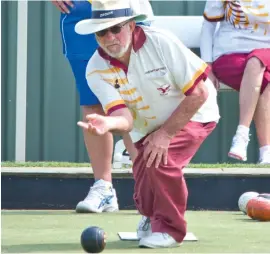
top-left (236, 125), bottom-right (249, 138)
top-left (259, 145), bottom-right (270, 159)
top-left (95, 179), bottom-right (112, 187)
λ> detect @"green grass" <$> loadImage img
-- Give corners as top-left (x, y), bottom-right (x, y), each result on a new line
top-left (1, 161), bottom-right (269, 168)
top-left (1, 210), bottom-right (270, 253)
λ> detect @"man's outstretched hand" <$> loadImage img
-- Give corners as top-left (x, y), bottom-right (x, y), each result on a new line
top-left (77, 114), bottom-right (110, 136)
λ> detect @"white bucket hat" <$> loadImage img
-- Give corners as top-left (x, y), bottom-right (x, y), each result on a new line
top-left (75, 0), bottom-right (147, 35)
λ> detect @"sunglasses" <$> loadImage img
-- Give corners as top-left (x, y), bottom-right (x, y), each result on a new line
top-left (96, 21), bottom-right (129, 37)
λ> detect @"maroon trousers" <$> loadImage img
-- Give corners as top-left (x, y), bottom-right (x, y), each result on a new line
top-left (133, 121), bottom-right (216, 243)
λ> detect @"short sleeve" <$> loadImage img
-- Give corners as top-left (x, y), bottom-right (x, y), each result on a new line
top-left (86, 71), bottom-right (127, 115)
top-left (160, 32), bottom-right (210, 95)
top-left (203, 0), bottom-right (225, 22)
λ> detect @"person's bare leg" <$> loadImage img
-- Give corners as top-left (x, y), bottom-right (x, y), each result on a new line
top-left (239, 57), bottom-right (265, 127)
top-left (122, 133), bottom-right (138, 163)
top-left (253, 84), bottom-right (270, 164)
top-left (82, 105), bottom-right (113, 181)
top-left (122, 132), bottom-right (141, 215)
top-left (229, 57), bottom-right (265, 161)
top-left (76, 104), bottom-right (119, 213)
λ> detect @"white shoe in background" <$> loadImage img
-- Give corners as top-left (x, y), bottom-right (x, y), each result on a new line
top-left (228, 133), bottom-right (249, 161)
top-left (258, 150), bottom-right (270, 165)
top-left (76, 180), bottom-right (119, 213)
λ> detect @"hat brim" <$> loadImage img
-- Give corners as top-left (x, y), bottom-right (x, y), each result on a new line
top-left (75, 14), bottom-right (147, 35)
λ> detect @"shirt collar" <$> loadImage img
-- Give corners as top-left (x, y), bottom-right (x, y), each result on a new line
top-left (132, 26), bottom-right (146, 52)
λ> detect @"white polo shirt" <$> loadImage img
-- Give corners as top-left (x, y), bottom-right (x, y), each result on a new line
top-left (203, 0), bottom-right (270, 61)
top-left (86, 26), bottom-right (220, 139)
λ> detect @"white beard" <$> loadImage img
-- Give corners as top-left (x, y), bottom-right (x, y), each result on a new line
top-left (102, 35), bottom-right (132, 59)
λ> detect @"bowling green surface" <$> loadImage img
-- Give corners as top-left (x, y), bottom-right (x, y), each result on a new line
top-left (2, 210), bottom-right (270, 253)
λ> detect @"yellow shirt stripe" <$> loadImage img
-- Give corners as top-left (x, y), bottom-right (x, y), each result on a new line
top-left (144, 120), bottom-right (148, 127)
top-left (182, 63), bottom-right (208, 94)
top-left (137, 105), bottom-right (150, 111)
top-left (249, 11), bottom-right (269, 17)
top-left (105, 99), bottom-right (125, 113)
top-left (119, 88), bottom-right (137, 95)
top-left (87, 67), bottom-right (121, 77)
top-left (125, 96), bottom-right (143, 104)
top-left (245, 5), bottom-right (265, 10)
top-left (145, 116), bottom-right (156, 120)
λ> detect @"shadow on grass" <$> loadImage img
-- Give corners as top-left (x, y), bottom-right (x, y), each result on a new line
top-left (2, 240), bottom-right (138, 253)
top-left (2, 211), bottom-right (139, 216)
top-left (1, 211), bottom-right (77, 216)
top-left (104, 211), bottom-right (138, 216)
top-left (231, 212), bottom-right (246, 216)
top-left (234, 218), bottom-right (266, 222)
top-left (1, 243), bottom-right (81, 253)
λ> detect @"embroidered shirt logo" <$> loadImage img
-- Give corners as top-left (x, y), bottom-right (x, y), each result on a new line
top-left (157, 84), bottom-right (171, 95)
top-left (145, 67), bottom-right (166, 74)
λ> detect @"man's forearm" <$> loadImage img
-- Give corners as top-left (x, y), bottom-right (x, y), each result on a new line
top-left (161, 85), bottom-right (208, 138)
top-left (107, 116), bottom-right (133, 134)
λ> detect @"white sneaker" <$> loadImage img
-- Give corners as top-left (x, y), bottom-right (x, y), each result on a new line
top-left (76, 180), bottom-right (119, 213)
top-left (258, 151), bottom-right (270, 165)
top-left (139, 232), bottom-right (180, 248)
top-left (137, 216), bottom-right (152, 239)
top-left (228, 133), bottom-right (250, 161)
